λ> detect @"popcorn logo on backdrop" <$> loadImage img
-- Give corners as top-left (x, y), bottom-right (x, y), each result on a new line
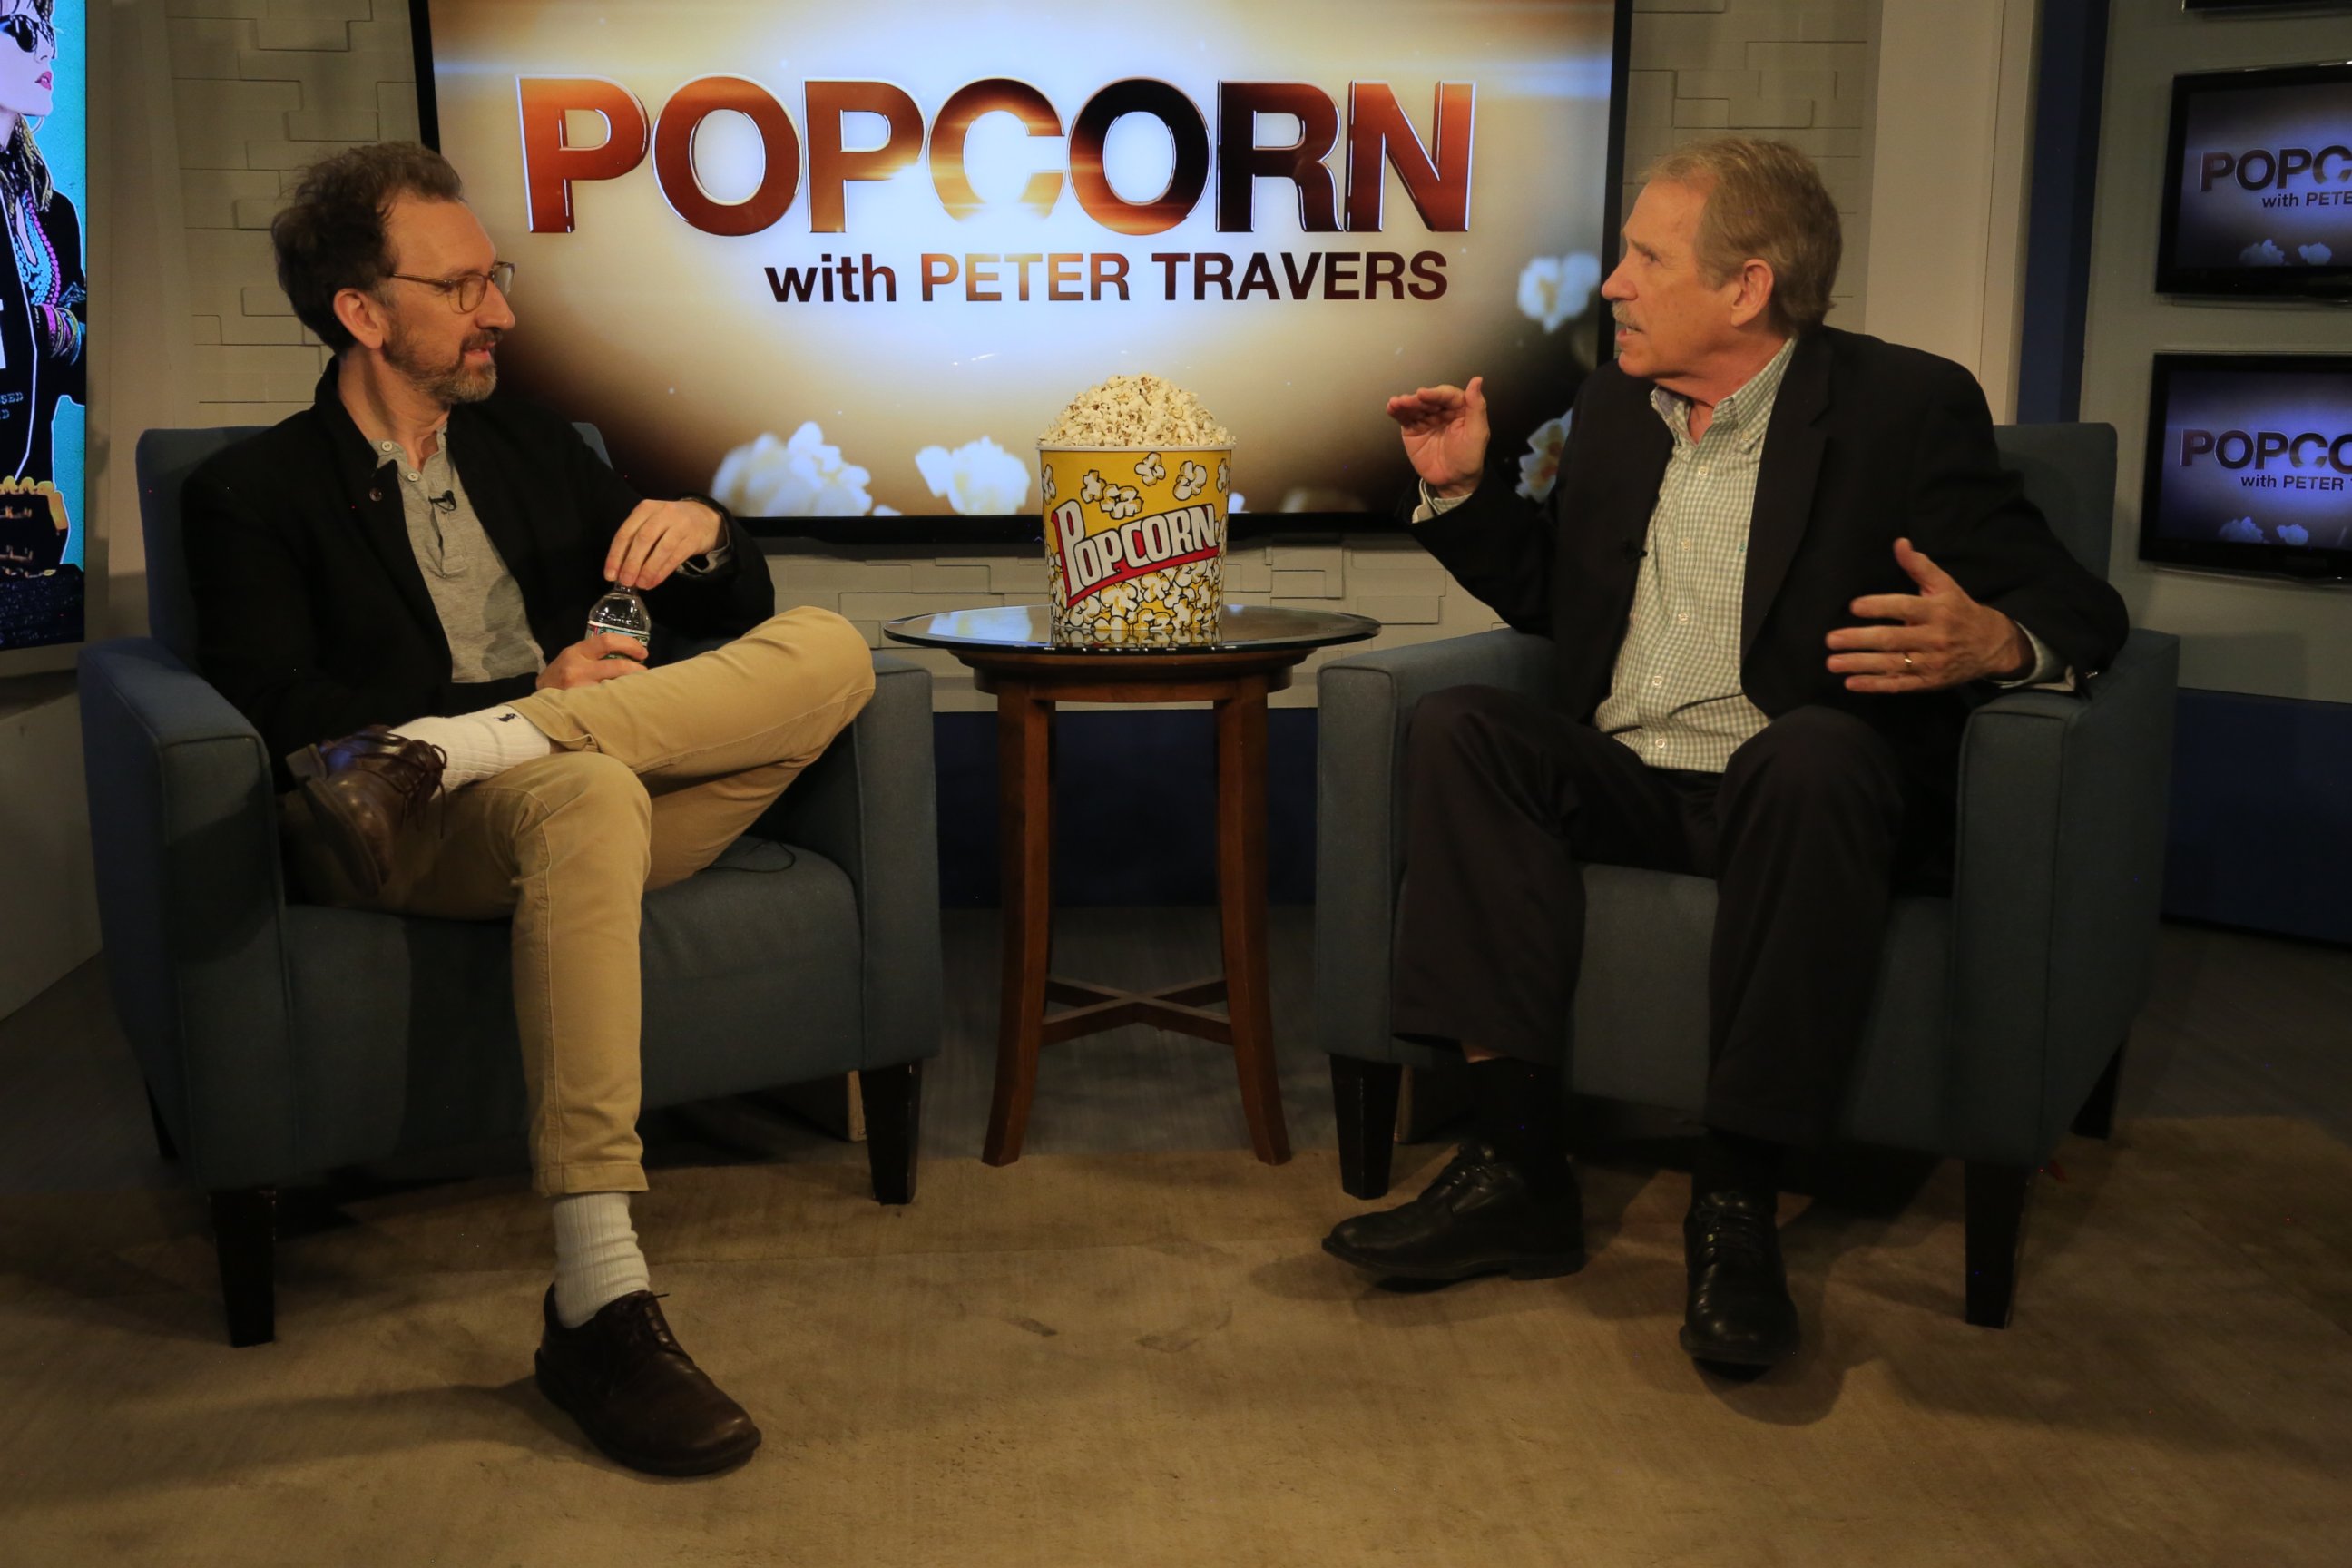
top-left (1102, 484), bottom-right (1143, 520)
top-left (1133, 452), bottom-right (1167, 485)
top-left (1041, 466), bottom-right (1056, 504)
top-left (1080, 468), bottom-right (1105, 505)
top-left (1172, 460), bottom-right (1209, 502)
top-left (516, 76), bottom-right (1476, 240)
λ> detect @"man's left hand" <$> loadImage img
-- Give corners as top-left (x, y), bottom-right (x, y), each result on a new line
top-left (604, 498), bottom-right (725, 590)
top-left (1826, 538), bottom-right (2034, 693)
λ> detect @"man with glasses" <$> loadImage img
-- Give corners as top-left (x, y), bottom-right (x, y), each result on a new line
top-left (182, 142), bottom-right (875, 1475)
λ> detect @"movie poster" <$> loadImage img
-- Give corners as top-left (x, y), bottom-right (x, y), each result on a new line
top-left (0, 0), bottom-right (83, 652)
top-left (420, 0), bottom-right (1616, 525)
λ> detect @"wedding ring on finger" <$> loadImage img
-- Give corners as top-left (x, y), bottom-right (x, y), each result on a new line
top-left (1902, 652), bottom-right (1916, 672)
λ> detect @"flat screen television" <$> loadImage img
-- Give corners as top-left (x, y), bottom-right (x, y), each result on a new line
top-left (409, 0), bottom-right (1630, 540)
top-left (2157, 61), bottom-right (2352, 299)
top-left (2141, 352), bottom-right (2352, 581)
top-left (0, 0), bottom-right (87, 671)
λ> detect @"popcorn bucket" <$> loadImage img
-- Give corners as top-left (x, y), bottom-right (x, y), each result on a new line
top-left (1036, 444), bottom-right (1233, 646)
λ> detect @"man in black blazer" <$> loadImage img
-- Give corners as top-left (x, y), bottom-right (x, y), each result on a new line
top-left (184, 143), bottom-right (875, 1473)
top-left (1320, 138), bottom-right (2127, 1367)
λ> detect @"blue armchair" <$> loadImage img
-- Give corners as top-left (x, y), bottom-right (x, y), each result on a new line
top-left (1313, 423), bottom-right (2178, 1328)
top-left (83, 426), bottom-right (943, 1346)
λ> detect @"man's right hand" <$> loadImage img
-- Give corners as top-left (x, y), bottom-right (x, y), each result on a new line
top-left (1386, 376), bottom-right (1491, 499)
top-left (536, 633), bottom-right (650, 690)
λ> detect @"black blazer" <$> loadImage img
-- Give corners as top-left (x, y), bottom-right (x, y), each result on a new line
top-left (0, 188), bottom-right (85, 484)
top-left (1413, 327), bottom-right (2130, 803)
top-left (184, 366), bottom-right (774, 782)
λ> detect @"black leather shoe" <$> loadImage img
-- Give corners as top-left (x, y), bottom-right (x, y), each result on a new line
top-left (284, 725), bottom-right (444, 898)
top-left (534, 1289), bottom-right (762, 1475)
top-left (1680, 1189), bottom-right (1799, 1367)
top-left (1321, 1140), bottom-right (1583, 1282)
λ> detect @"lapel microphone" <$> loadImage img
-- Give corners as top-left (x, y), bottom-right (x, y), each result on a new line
top-left (427, 490), bottom-right (457, 514)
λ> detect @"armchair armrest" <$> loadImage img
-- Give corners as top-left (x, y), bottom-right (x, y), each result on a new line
top-left (76, 638), bottom-right (300, 1190)
top-left (765, 651), bottom-right (943, 1069)
top-left (1313, 629), bottom-right (1554, 1063)
top-left (1945, 629), bottom-right (2180, 1163)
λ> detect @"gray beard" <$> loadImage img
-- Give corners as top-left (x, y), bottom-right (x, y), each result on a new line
top-left (386, 323), bottom-right (498, 406)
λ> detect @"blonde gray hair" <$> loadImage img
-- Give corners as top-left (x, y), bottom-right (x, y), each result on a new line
top-left (1640, 137), bottom-right (1842, 334)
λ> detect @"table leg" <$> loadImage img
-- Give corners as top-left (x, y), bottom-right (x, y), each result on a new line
top-left (1214, 676), bottom-right (1291, 1165)
top-left (985, 681), bottom-right (1054, 1165)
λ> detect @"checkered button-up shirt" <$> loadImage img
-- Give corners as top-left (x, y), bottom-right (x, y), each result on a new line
top-left (1592, 336), bottom-right (1797, 772)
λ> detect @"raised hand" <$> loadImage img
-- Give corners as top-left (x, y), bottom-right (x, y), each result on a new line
top-left (1826, 537), bottom-right (2034, 692)
top-left (1385, 376), bottom-right (1492, 498)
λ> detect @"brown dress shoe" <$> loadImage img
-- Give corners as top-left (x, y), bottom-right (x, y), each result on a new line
top-left (283, 725), bottom-right (444, 898)
top-left (534, 1289), bottom-right (762, 1476)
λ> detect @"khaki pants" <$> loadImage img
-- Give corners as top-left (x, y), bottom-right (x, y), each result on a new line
top-left (326, 608), bottom-right (875, 1197)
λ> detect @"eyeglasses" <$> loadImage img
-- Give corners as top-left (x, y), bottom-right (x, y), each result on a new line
top-left (0, 13), bottom-right (55, 54)
top-left (386, 261), bottom-right (517, 313)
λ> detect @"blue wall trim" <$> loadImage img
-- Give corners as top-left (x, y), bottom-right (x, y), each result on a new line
top-left (935, 710), bottom-right (1318, 906)
top-left (2162, 689), bottom-right (2352, 946)
top-left (2016, 0), bottom-right (2111, 425)
top-left (931, 689), bottom-right (2347, 947)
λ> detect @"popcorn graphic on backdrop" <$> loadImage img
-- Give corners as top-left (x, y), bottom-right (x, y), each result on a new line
top-left (1081, 468), bottom-right (1105, 505)
top-left (1133, 451), bottom-right (1167, 485)
top-left (1217, 459), bottom-right (1230, 494)
top-left (1102, 484), bottom-right (1143, 521)
top-left (915, 436), bottom-right (1029, 514)
top-left (1040, 466), bottom-right (1056, 504)
top-left (710, 423), bottom-right (877, 516)
top-left (2218, 515), bottom-right (2264, 543)
top-left (1517, 251), bottom-right (1603, 332)
top-left (2300, 243), bottom-right (2334, 266)
top-left (1173, 460), bottom-right (1210, 502)
top-left (2278, 523), bottom-right (2312, 546)
top-left (2239, 240), bottom-right (2288, 267)
top-left (1516, 412), bottom-right (1573, 502)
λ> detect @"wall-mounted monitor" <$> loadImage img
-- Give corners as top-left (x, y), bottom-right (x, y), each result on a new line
top-left (410, 0), bottom-right (1629, 540)
top-left (2157, 61), bottom-right (2352, 299)
top-left (0, 0), bottom-right (87, 671)
top-left (2141, 352), bottom-right (2352, 581)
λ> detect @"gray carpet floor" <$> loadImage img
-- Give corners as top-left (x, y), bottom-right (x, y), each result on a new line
top-left (0, 908), bottom-right (2344, 1565)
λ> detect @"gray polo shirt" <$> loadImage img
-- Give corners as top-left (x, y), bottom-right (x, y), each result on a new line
top-left (375, 423), bottom-right (734, 685)
top-left (375, 425), bottom-right (544, 684)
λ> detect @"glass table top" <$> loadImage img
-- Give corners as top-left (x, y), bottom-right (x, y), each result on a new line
top-left (883, 603), bottom-right (1381, 655)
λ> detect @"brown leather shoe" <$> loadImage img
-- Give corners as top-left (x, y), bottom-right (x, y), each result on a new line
top-left (534, 1289), bottom-right (761, 1475)
top-left (283, 725), bottom-right (444, 898)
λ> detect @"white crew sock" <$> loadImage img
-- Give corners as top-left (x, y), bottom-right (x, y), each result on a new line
top-left (391, 706), bottom-right (554, 789)
top-left (551, 1191), bottom-right (652, 1328)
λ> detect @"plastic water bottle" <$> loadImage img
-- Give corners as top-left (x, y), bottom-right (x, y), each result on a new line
top-left (587, 585), bottom-right (652, 656)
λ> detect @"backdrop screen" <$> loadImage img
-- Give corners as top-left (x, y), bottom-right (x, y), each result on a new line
top-left (2158, 63), bottom-right (2352, 298)
top-left (2141, 354), bottom-right (2352, 581)
top-left (413, 0), bottom-right (1623, 534)
top-left (0, 0), bottom-right (86, 653)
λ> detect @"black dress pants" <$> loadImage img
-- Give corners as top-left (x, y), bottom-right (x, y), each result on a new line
top-left (1390, 685), bottom-right (1935, 1148)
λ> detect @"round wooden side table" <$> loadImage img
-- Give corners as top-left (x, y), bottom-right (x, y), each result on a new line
top-left (885, 603), bottom-right (1379, 1166)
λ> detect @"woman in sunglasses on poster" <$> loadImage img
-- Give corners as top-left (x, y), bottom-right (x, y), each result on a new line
top-left (0, 0), bottom-right (79, 541)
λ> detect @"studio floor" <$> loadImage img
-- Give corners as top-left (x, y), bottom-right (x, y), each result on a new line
top-left (0, 910), bottom-right (2346, 1566)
